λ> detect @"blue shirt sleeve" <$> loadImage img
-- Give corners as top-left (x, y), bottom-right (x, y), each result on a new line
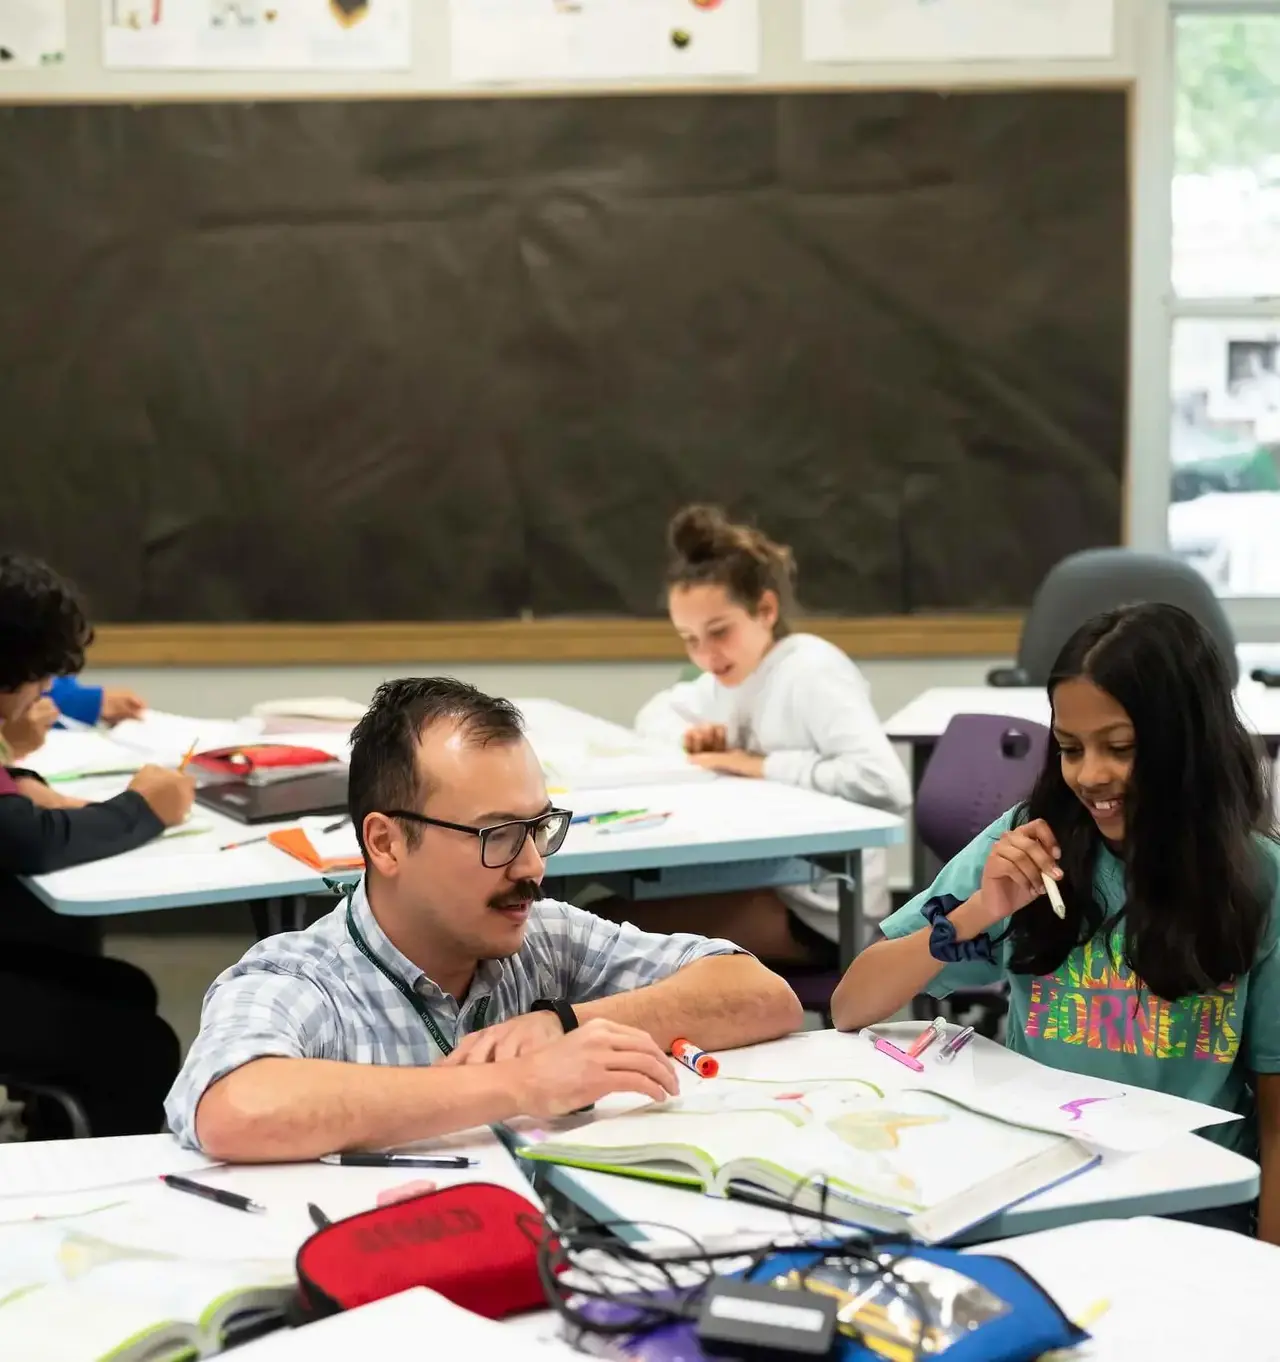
top-left (48, 676), bottom-right (104, 726)
top-left (878, 810), bottom-right (1018, 998)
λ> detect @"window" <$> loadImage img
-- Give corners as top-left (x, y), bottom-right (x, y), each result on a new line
top-left (1168, 10), bottom-right (1280, 595)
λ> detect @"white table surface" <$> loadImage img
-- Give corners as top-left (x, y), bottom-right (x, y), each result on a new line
top-left (885, 681), bottom-right (1280, 744)
top-left (542, 1028), bottom-right (1259, 1250)
top-left (22, 708), bottom-right (903, 917)
top-left (0, 1128), bottom-right (1265, 1358)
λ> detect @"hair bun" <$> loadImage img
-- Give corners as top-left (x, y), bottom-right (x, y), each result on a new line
top-left (668, 504), bottom-right (736, 565)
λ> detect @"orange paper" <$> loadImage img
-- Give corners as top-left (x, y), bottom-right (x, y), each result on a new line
top-left (267, 827), bottom-right (363, 872)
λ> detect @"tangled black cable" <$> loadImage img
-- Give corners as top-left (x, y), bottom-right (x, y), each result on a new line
top-left (520, 1174), bottom-right (937, 1358)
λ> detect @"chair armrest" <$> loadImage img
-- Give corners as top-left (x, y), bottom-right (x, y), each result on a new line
top-left (986, 666), bottom-right (1031, 687)
top-left (0, 1077), bottom-right (92, 1139)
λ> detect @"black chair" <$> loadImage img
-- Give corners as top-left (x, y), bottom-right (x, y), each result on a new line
top-left (988, 548), bottom-right (1238, 688)
top-left (0, 1076), bottom-right (92, 1140)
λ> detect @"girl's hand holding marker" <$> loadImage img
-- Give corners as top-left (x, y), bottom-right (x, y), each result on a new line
top-left (978, 818), bottom-right (1066, 924)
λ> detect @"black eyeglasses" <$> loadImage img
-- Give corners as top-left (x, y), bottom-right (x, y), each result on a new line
top-left (383, 807), bottom-right (573, 869)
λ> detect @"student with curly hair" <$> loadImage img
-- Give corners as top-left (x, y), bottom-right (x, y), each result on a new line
top-left (0, 553), bottom-right (191, 1135)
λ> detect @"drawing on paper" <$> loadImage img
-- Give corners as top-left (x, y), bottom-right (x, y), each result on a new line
top-left (103, 0), bottom-right (409, 70)
top-left (0, 0), bottom-right (66, 66)
top-left (1058, 1095), bottom-right (1119, 1122)
top-left (449, 0), bottom-right (760, 83)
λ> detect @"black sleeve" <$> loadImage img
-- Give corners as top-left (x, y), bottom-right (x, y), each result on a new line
top-left (0, 791), bottom-right (165, 876)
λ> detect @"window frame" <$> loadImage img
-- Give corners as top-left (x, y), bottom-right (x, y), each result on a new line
top-left (1133, 0), bottom-right (1280, 633)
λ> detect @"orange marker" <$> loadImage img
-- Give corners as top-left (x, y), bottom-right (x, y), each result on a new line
top-left (671, 1038), bottom-right (718, 1078)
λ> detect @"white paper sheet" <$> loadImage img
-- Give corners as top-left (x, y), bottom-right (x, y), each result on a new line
top-left (0, 0), bottom-right (65, 67)
top-left (103, 0), bottom-right (411, 71)
top-left (21, 730), bottom-right (143, 781)
top-left (802, 0), bottom-right (1114, 64)
top-left (108, 710), bottom-right (258, 767)
top-left (450, 0), bottom-right (760, 84)
top-left (235, 1288), bottom-right (584, 1359)
top-left (0, 1135), bottom-right (218, 1198)
top-left (970, 1218), bottom-right (1280, 1357)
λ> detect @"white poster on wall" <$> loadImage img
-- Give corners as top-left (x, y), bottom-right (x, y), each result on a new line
top-left (802, 0), bottom-right (1115, 64)
top-left (450, 0), bottom-right (759, 84)
top-left (103, 0), bottom-right (411, 71)
top-left (0, 0), bottom-right (66, 67)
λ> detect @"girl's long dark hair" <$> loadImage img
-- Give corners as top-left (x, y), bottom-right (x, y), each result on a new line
top-left (1006, 602), bottom-right (1275, 1000)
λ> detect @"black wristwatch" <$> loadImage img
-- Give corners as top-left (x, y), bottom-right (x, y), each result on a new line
top-left (530, 998), bottom-right (579, 1033)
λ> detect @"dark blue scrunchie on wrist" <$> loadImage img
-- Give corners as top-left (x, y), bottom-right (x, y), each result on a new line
top-left (922, 893), bottom-right (994, 964)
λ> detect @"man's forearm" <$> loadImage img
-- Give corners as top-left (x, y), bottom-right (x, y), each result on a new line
top-left (575, 956), bottom-right (802, 1051)
top-left (194, 1056), bottom-right (524, 1162)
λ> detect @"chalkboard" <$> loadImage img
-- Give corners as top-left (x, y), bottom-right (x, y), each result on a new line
top-left (0, 88), bottom-right (1128, 622)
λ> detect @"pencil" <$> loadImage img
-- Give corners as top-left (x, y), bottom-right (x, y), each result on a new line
top-left (178, 739), bottom-right (200, 772)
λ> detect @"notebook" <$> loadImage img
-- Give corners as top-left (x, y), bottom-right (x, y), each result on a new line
top-left (518, 1078), bottom-right (1098, 1244)
top-left (0, 1200), bottom-right (293, 1362)
top-left (267, 823), bottom-right (363, 872)
top-left (195, 768), bottom-right (348, 825)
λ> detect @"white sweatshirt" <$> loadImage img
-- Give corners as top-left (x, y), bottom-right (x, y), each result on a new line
top-left (635, 633), bottom-right (910, 944)
top-left (635, 633), bottom-right (911, 815)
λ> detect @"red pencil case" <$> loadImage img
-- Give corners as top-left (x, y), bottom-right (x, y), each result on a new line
top-left (189, 744), bottom-right (338, 776)
top-left (294, 1183), bottom-right (555, 1323)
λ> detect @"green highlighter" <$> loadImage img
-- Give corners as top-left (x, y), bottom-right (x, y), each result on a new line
top-left (570, 808), bottom-right (649, 827)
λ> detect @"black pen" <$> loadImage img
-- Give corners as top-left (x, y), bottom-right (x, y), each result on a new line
top-left (161, 1174), bottom-right (266, 1215)
top-left (322, 816), bottom-right (350, 833)
top-left (318, 1152), bottom-right (476, 1169)
top-left (308, 1202), bottom-right (332, 1230)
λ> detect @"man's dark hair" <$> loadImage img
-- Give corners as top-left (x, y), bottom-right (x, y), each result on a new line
top-left (0, 553), bottom-right (93, 693)
top-left (348, 677), bottom-right (525, 860)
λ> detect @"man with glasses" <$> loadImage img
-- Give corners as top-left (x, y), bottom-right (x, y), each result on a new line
top-left (167, 678), bottom-right (802, 1161)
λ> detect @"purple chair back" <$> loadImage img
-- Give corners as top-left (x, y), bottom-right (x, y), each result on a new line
top-left (916, 713), bottom-right (1050, 863)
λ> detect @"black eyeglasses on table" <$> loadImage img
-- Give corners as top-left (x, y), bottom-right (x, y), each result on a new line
top-left (382, 807), bottom-right (573, 869)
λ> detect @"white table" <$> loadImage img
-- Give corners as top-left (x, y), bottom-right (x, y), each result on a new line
top-left (885, 682), bottom-right (1280, 892)
top-left (540, 1029), bottom-right (1260, 1250)
top-left (23, 706), bottom-right (904, 966)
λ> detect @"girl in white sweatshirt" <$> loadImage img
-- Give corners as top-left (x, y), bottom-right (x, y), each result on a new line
top-left (629, 506), bottom-right (911, 965)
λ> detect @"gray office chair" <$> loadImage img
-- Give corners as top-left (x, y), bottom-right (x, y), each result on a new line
top-left (988, 548), bottom-right (1238, 688)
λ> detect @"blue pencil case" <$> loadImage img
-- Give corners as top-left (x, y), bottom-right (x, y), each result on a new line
top-left (570, 1242), bottom-right (1086, 1361)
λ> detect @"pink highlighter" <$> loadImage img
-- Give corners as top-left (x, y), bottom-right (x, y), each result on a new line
top-left (872, 1018), bottom-right (946, 1073)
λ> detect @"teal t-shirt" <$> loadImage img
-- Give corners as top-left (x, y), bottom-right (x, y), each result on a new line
top-left (880, 811), bottom-right (1280, 1157)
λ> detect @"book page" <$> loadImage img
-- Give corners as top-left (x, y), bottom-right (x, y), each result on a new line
top-left (0, 1203), bottom-right (293, 1360)
top-left (528, 1079), bottom-right (1067, 1216)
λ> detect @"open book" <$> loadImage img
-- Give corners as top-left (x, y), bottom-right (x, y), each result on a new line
top-left (518, 1079), bottom-right (1098, 1244)
top-left (0, 1204), bottom-right (293, 1362)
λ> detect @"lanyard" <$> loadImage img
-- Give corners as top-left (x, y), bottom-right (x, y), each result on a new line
top-left (345, 898), bottom-right (489, 1057)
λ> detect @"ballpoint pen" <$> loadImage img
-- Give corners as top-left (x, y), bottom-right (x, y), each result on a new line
top-left (161, 1174), bottom-right (265, 1215)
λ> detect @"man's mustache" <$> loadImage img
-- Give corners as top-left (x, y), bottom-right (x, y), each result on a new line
top-left (488, 879), bottom-right (542, 909)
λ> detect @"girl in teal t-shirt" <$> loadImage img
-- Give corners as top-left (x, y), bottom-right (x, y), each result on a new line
top-left (831, 602), bottom-right (1280, 1242)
